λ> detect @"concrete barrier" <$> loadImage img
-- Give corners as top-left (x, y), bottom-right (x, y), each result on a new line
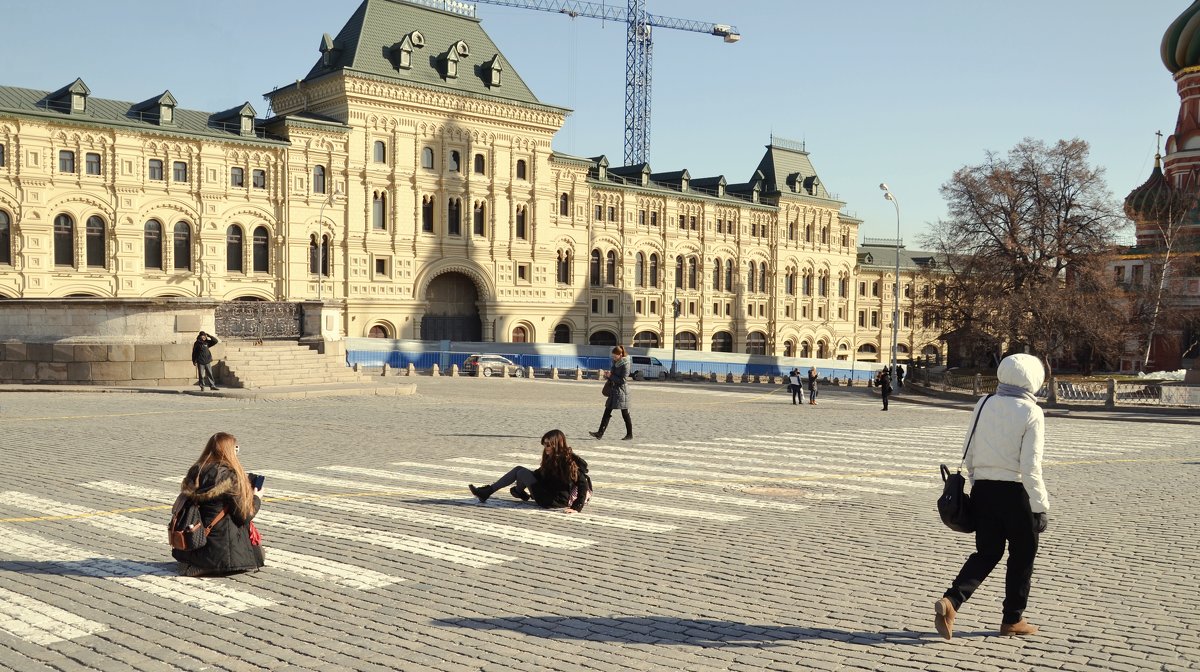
top-left (451, 364), bottom-right (460, 377)
top-left (431, 363), bottom-right (440, 377)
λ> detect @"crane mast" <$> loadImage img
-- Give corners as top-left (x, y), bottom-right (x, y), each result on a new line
top-left (465, 0), bottom-right (740, 164)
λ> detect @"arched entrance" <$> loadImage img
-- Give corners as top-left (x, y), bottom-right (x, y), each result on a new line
top-left (422, 272), bottom-right (482, 341)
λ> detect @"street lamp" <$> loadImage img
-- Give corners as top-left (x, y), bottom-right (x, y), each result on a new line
top-left (316, 187), bottom-right (343, 302)
top-left (879, 183), bottom-right (901, 389)
top-left (670, 288), bottom-right (681, 376)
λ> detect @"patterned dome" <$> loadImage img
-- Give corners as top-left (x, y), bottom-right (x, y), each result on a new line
top-left (1124, 156), bottom-right (1180, 222)
top-left (1162, 1), bottom-right (1200, 73)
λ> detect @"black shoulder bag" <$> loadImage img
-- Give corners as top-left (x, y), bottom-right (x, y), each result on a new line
top-left (938, 394), bottom-right (992, 533)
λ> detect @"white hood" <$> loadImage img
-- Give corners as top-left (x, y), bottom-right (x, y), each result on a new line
top-left (997, 354), bottom-right (1045, 393)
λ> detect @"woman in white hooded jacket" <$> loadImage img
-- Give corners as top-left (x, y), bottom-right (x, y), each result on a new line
top-left (934, 353), bottom-right (1050, 640)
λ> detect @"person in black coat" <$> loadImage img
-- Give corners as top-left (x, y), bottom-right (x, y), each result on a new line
top-left (172, 432), bottom-right (264, 576)
top-left (468, 429), bottom-right (591, 512)
top-left (590, 345), bottom-right (633, 440)
top-left (807, 367), bottom-right (819, 405)
top-left (191, 331), bottom-right (220, 391)
top-left (878, 368), bottom-right (893, 411)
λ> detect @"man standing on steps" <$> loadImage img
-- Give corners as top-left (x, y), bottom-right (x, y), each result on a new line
top-left (192, 331), bottom-right (220, 391)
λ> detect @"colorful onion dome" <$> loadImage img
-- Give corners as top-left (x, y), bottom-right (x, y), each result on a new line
top-left (1162, 1), bottom-right (1200, 73)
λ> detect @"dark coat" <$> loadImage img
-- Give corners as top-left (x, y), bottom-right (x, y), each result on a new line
top-left (171, 463), bottom-right (262, 573)
top-left (191, 335), bottom-right (218, 365)
top-left (807, 371), bottom-right (818, 392)
top-left (531, 454), bottom-right (591, 512)
top-left (605, 358), bottom-right (630, 410)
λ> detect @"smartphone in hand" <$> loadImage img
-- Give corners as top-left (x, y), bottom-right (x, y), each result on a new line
top-left (248, 473), bottom-right (266, 490)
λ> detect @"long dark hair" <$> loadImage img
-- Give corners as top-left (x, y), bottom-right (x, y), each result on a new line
top-left (539, 429), bottom-right (578, 483)
top-left (192, 432), bottom-right (254, 519)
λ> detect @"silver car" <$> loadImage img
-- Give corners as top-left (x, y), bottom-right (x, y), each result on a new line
top-left (463, 354), bottom-right (525, 377)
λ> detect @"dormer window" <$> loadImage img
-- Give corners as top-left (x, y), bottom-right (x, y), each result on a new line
top-left (69, 80), bottom-right (89, 114)
top-left (452, 40), bottom-right (469, 57)
top-left (391, 31), bottom-right (424, 70)
top-left (236, 103), bottom-right (256, 136)
top-left (442, 49), bottom-right (459, 79)
top-left (485, 54), bottom-right (503, 88)
top-left (320, 33), bottom-right (336, 67)
top-left (156, 91), bottom-right (177, 126)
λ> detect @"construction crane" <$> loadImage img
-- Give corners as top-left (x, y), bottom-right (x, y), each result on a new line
top-left (467, 0), bottom-right (740, 165)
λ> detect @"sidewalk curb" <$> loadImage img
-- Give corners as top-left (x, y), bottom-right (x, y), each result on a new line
top-left (0, 382), bottom-right (417, 400)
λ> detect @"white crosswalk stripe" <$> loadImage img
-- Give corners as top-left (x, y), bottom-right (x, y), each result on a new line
top-left (0, 586), bottom-right (108, 645)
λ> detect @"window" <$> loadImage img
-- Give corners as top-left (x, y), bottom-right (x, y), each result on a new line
top-left (590, 249), bottom-right (601, 286)
top-left (819, 273), bottom-right (828, 296)
top-left (872, 281), bottom-right (880, 297)
top-left (516, 159), bottom-right (527, 179)
top-left (0, 211), bottom-right (10, 264)
top-left (320, 235), bottom-right (330, 276)
top-left (57, 150), bottom-right (76, 174)
top-left (639, 210), bottom-right (646, 226)
top-left (0, 144), bottom-right (5, 167)
top-left (805, 224), bottom-right (813, 242)
top-left (373, 192), bottom-right (388, 230)
top-left (516, 263), bottom-right (530, 283)
top-left (635, 253), bottom-right (645, 287)
top-left (650, 212), bottom-right (658, 227)
top-left (821, 226), bottom-right (829, 244)
top-left (679, 214), bottom-right (686, 230)
top-left (448, 198), bottom-right (461, 236)
top-left (252, 226), bottom-right (269, 272)
top-left (148, 159), bottom-right (164, 181)
top-left (649, 300), bottom-right (657, 315)
top-left (904, 283), bottom-right (912, 298)
top-left (226, 225), bottom-right (244, 272)
top-left (760, 264), bottom-right (768, 294)
top-left (903, 311), bottom-right (912, 328)
top-left (633, 331), bottom-right (660, 348)
top-left (515, 205), bottom-right (527, 239)
top-left (725, 259), bottom-right (733, 292)
top-left (608, 206), bottom-right (616, 222)
top-left (449, 150), bottom-right (461, 173)
top-left (871, 311), bottom-right (879, 328)
top-left (53, 214), bottom-right (74, 266)
top-left (784, 340), bottom-right (795, 357)
top-left (553, 324), bottom-right (571, 343)
top-left (173, 222), bottom-right (191, 270)
top-left (786, 270), bottom-right (796, 295)
top-left (839, 277), bottom-right (848, 298)
top-left (421, 147), bottom-right (435, 170)
top-left (473, 201), bottom-right (486, 236)
top-left (713, 259), bottom-right (722, 291)
top-left (746, 332), bottom-right (767, 355)
top-left (594, 205), bottom-right (603, 221)
top-left (422, 196), bottom-right (434, 233)
top-left (858, 311), bottom-right (866, 328)
top-left (373, 141), bottom-right (387, 163)
top-left (231, 167), bottom-right (244, 187)
top-left (173, 161), bottom-right (188, 183)
top-left (591, 298), bottom-right (599, 314)
top-left (557, 250), bottom-right (572, 284)
top-left (716, 218), bottom-right (723, 234)
top-left (144, 220), bottom-right (163, 270)
top-left (688, 256), bottom-right (697, 290)
top-left (688, 301), bottom-right (696, 316)
top-left (675, 256), bottom-right (684, 289)
top-left (690, 216), bottom-right (697, 230)
top-left (711, 331), bottom-right (733, 353)
top-left (638, 300), bottom-right (646, 314)
top-left (473, 153), bottom-right (485, 174)
top-left (512, 326), bottom-right (528, 342)
top-left (748, 261), bottom-right (756, 293)
top-left (788, 222), bottom-right (795, 240)
top-left (649, 253), bottom-right (659, 288)
top-left (676, 332), bottom-right (698, 351)
top-left (309, 236), bottom-right (320, 274)
top-left (605, 250), bottom-right (616, 286)
top-left (606, 299), bottom-right (615, 314)
top-left (312, 165), bottom-right (325, 193)
top-left (85, 152), bottom-right (101, 175)
top-left (85, 216), bottom-right (105, 268)
top-left (559, 193), bottom-right (569, 217)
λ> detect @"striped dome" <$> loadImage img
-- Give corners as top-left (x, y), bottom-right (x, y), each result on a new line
top-left (1162, 1), bottom-right (1200, 73)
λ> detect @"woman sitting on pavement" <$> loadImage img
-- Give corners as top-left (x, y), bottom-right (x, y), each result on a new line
top-left (173, 432), bottom-right (265, 576)
top-left (468, 429), bottom-right (591, 512)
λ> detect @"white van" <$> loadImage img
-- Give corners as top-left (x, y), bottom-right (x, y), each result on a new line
top-left (629, 355), bottom-right (666, 380)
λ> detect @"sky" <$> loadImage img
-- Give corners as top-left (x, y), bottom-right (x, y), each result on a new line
top-left (2, 1), bottom-right (1184, 246)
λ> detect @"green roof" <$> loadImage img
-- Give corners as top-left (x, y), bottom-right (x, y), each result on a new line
top-left (755, 138), bottom-right (838, 202)
top-left (0, 84), bottom-right (284, 145)
top-left (293, 0), bottom-right (558, 112)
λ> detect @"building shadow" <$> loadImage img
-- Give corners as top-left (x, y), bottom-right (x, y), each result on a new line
top-left (0, 559), bottom-right (179, 577)
top-left (433, 433), bottom-right (542, 439)
top-left (431, 615), bottom-right (982, 646)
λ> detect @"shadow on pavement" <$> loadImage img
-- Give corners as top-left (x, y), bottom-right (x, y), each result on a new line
top-left (0, 559), bottom-right (180, 577)
top-left (431, 616), bottom-right (980, 646)
top-left (434, 433), bottom-right (542, 439)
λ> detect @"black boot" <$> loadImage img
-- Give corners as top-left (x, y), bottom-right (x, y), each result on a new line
top-left (621, 411), bottom-right (633, 440)
top-left (510, 486), bottom-right (530, 501)
top-left (589, 416), bottom-right (610, 440)
top-left (468, 484), bottom-right (495, 503)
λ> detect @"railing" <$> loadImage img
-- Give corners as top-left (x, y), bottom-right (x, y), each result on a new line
top-left (215, 302), bottom-right (301, 340)
top-left (908, 367), bottom-right (1200, 409)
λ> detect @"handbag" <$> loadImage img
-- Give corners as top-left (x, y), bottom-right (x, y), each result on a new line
top-left (938, 394), bottom-right (992, 533)
top-left (601, 378), bottom-right (613, 398)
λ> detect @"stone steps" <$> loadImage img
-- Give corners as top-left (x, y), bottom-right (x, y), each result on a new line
top-left (216, 340), bottom-right (363, 389)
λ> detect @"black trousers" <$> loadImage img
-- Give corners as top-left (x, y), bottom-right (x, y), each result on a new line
top-left (490, 466), bottom-right (538, 491)
top-left (944, 480), bottom-right (1039, 625)
top-left (791, 385), bottom-right (803, 404)
top-left (599, 407), bottom-right (632, 436)
top-left (881, 388), bottom-right (890, 409)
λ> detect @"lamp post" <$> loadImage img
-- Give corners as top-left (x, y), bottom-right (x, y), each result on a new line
top-left (879, 183), bottom-right (901, 388)
top-left (316, 187), bottom-right (343, 302)
top-left (670, 286), bottom-right (680, 376)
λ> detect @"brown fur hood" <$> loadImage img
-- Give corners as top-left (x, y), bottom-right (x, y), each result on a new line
top-left (180, 464), bottom-right (241, 503)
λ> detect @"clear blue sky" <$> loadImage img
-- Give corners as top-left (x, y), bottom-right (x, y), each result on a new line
top-left (3, 1), bottom-right (1182, 246)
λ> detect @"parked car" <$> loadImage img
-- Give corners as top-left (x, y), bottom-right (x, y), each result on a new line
top-left (463, 354), bottom-right (524, 377)
top-left (629, 355), bottom-right (666, 380)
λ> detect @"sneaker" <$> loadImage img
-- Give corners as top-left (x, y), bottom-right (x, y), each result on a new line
top-left (934, 597), bottom-right (956, 640)
top-left (510, 486), bottom-right (530, 501)
top-left (1000, 619), bottom-right (1038, 636)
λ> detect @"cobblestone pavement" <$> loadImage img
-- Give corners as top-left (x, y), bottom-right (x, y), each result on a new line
top-left (0, 378), bottom-right (1196, 671)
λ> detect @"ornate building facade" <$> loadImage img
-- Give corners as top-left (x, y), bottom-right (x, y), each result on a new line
top-left (0, 0), bottom-right (942, 362)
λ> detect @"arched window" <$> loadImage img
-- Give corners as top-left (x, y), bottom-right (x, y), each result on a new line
top-left (473, 201), bottom-right (486, 236)
top-left (422, 195), bottom-right (435, 232)
top-left (515, 205), bottom-right (527, 239)
top-left (368, 324), bottom-right (389, 338)
top-left (448, 198), bottom-right (461, 236)
top-left (805, 223), bottom-right (813, 242)
top-left (173, 221), bottom-right (191, 271)
top-left (649, 253), bottom-right (659, 288)
top-left (473, 153), bottom-right (485, 174)
top-left (511, 325), bottom-right (528, 343)
top-left (605, 250), bottom-right (616, 286)
top-left (589, 249), bottom-right (601, 286)
top-left (373, 141), bottom-right (387, 163)
top-left (312, 165), bottom-right (326, 194)
top-left (674, 255), bottom-right (684, 288)
top-left (803, 271), bottom-right (813, 296)
top-left (372, 192), bottom-right (387, 230)
top-left (320, 234), bottom-right (331, 277)
top-left (713, 258), bottom-right (722, 291)
top-left (786, 269), bottom-right (796, 295)
top-left (53, 214), bottom-right (74, 267)
top-left (635, 252), bottom-right (645, 287)
top-left (816, 339), bottom-right (828, 359)
top-left (904, 283), bottom-right (912, 298)
top-left (711, 331), bottom-right (733, 353)
top-left (589, 330), bottom-right (618, 346)
top-left (819, 271), bottom-right (828, 297)
top-left (553, 324), bottom-right (571, 343)
top-left (0, 211), bottom-right (10, 265)
top-left (85, 215), bottom-right (105, 268)
top-left (725, 258), bottom-right (733, 292)
top-left (559, 193), bottom-right (569, 217)
top-left (788, 222), bottom-right (795, 240)
top-left (557, 250), bottom-right (571, 284)
top-left (252, 226), bottom-right (269, 273)
top-left (784, 340), bottom-right (795, 357)
top-left (516, 159), bottom-right (527, 179)
top-left (821, 226), bottom-right (829, 244)
top-left (309, 235), bottom-right (320, 274)
top-left (858, 343), bottom-right (879, 355)
top-left (449, 150), bottom-right (461, 173)
top-left (746, 331), bottom-right (767, 355)
top-left (687, 256), bottom-right (698, 290)
top-left (144, 220), bottom-right (163, 270)
top-left (747, 261), bottom-right (756, 293)
top-left (421, 147), bottom-right (434, 170)
top-left (633, 331), bottom-right (660, 348)
top-left (675, 331), bottom-right (698, 351)
top-left (226, 225), bottom-right (244, 273)
top-left (759, 263), bottom-right (767, 294)
top-left (800, 341), bottom-right (812, 358)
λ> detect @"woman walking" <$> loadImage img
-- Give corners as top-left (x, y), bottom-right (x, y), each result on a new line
top-left (590, 345), bottom-right (633, 440)
top-left (468, 429), bottom-right (591, 511)
top-left (806, 367), bottom-right (819, 405)
top-left (172, 432), bottom-right (265, 577)
top-left (934, 353), bottom-right (1049, 639)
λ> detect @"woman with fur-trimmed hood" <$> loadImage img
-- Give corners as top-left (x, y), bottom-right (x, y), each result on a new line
top-left (172, 432), bottom-right (264, 576)
top-left (590, 345), bottom-right (633, 440)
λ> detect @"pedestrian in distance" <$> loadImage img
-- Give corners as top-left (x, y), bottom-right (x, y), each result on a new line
top-left (896, 363), bottom-right (906, 389)
top-left (192, 331), bottom-right (220, 391)
top-left (934, 353), bottom-right (1049, 640)
top-left (590, 345), bottom-right (633, 440)
top-left (468, 429), bottom-right (592, 512)
top-left (789, 368), bottom-right (805, 405)
top-left (172, 432), bottom-right (266, 577)
top-left (879, 368), bottom-right (893, 411)
top-left (807, 367), bottom-right (819, 405)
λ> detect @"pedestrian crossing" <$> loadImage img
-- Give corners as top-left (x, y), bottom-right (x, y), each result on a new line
top-left (0, 416), bottom-right (1188, 649)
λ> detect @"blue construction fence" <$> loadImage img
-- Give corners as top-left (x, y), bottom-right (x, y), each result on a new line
top-left (344, 338), bottom-right (903, 383)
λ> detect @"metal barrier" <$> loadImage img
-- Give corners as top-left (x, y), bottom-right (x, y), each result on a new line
top-left (910, 367), bottom-right (1200, 409)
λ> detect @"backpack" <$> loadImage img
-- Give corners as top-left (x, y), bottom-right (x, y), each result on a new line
top-left (168, 472), bottom-right (226, 551)
top-left (567, 474), bottom-right (594, 512)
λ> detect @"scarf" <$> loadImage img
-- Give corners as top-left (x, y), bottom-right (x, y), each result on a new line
top-left (996, 382), bottom-right (1037, 404)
